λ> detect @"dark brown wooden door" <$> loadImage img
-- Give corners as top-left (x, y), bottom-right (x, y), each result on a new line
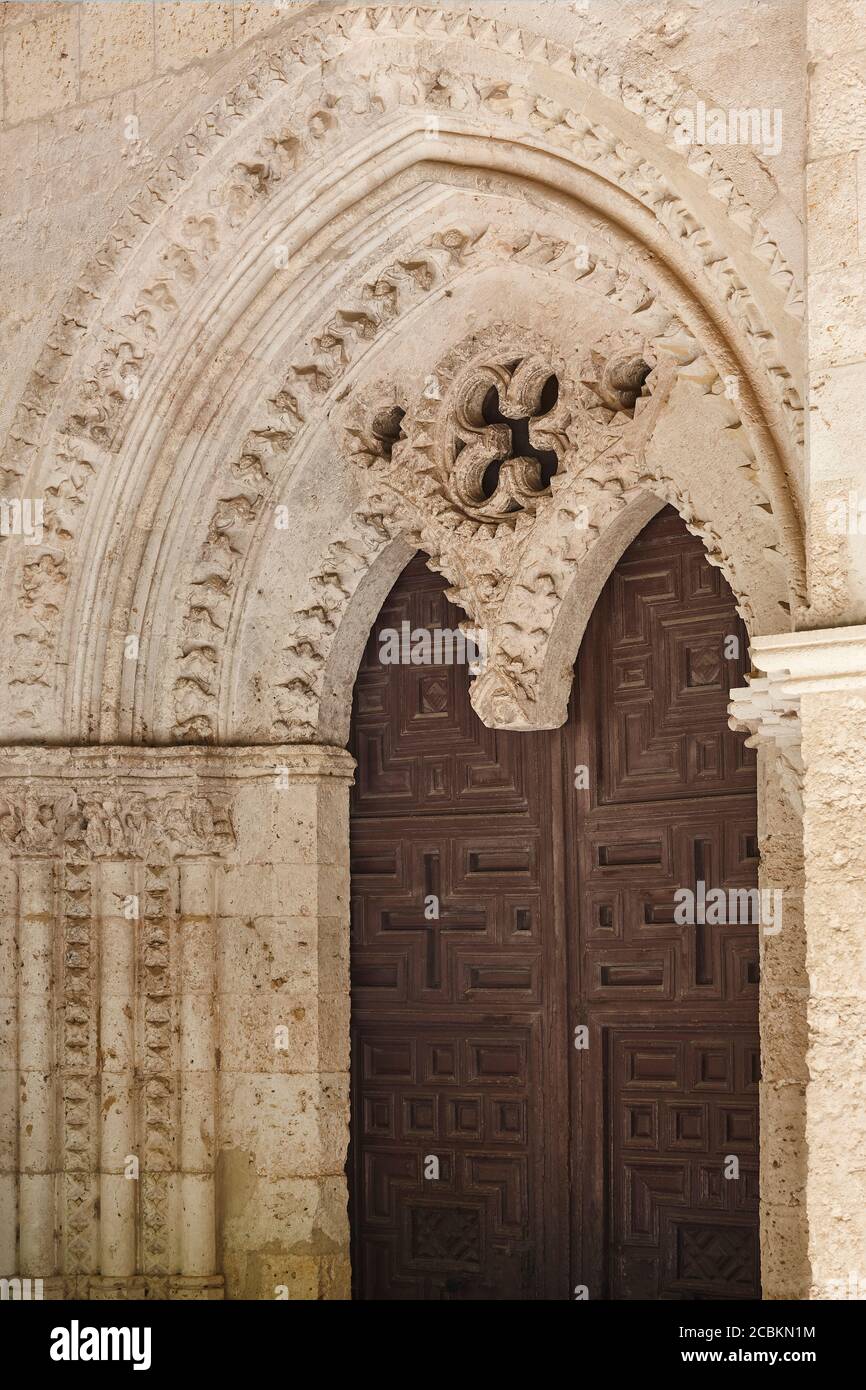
top-left (348, 510), bottom-right (759, 1300)
top-left (348, 555), bottom-right (568, 1299)
top-left (565, 508), bottom-right (760, 1299)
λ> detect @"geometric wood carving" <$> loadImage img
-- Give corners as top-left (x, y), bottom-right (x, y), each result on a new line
top-left (349, 511), bottom-right (759, 1299)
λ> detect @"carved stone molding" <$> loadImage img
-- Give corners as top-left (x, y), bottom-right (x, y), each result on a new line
top-left (0, 743), bottom-right (356, 856)
top-left (338, 324), bottom-right (681, 732)
top-left (729, 672), bottom-right (803, 814)
top-left (750, 625), bottom-right (866, 696)
top-left (0, 10), bottom-right (805, 744)
top-left (0, 741), bottom-right (354, 1297)
top-left (2, 4), bottom-right (803, 493)
top-left (0, 789), bottom-right (235, 861)
top-left (259, 280), bottom-right (791, 745)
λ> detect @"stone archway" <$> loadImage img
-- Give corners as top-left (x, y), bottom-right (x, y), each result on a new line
top-left (0, 4), bottom-right (832, 1303)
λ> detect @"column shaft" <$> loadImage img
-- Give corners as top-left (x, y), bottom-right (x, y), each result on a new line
top-left (801, 689), bottom-right (866, 1294)
top-left (750, 626), bottom-right (866, 1297)
top-left (0, 864), bottom-right (17, 1273)
top-left (18, 858), bottom-right (56, 1275)
top-left (178, 858), bottom-right (217, 1277)
top-left (98, 860), bottom-right (137, 1277)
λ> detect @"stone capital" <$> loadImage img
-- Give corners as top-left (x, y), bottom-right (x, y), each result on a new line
top-left (728, 674), bottom-right (801, 750)
top-left (729, 655), bottom-right (803, 815)
top-left (730, 627), bottom-right (866, 813)
top-left (750, 625), bottom-right (866, 695)
top-left (0, 743), bottom-right (356, 859)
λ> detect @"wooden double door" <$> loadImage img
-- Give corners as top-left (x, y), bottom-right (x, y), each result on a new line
top-left (348, 509), bottom-right (760, 1300)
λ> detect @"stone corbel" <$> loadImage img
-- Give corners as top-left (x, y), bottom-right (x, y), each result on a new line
top-left (730, 625), bottom-right (866, 817)
top-left (731, 624), bottom-right (866, 820)
top-left (729, 669), bottom-right (803, 815)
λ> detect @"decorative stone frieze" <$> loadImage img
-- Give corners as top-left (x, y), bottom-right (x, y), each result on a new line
top-left (0, 789), bottom-right (235, 860)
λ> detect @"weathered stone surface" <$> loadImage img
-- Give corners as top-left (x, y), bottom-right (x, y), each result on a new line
top-left (0, 0), bottom-right (862, 1302)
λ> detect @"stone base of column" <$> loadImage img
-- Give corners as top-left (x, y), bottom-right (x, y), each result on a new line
top-left (87, 1275), bottom-right (225, 1300)
top-left (0, 1273), bottom-right (226, 1300)
top-left (1, 1263), bottom-right (348, 1301)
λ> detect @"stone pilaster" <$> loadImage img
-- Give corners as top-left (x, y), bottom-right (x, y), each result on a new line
top-left (215, 746), bottom-right (354, 1301)
top-left (748, 628), bottom-right (866, 1298)
top-left (806, 1), bottom-right (866, 627)
top-left (729, 672), bottom-right (808, 1299)
top-left (0, 744), bottom-right (353, 1300)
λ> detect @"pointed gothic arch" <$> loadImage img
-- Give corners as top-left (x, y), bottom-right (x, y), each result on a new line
top-left (0, 5), bottom-right (814, 1303)
top-left (0, 7), bottom-right (804, 750)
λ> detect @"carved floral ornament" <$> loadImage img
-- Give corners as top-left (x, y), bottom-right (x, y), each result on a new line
top-left (0, 22), bottom-right (803, 522)
top-left (443, 355), bottom-right (566, 523)
top-left (346, 329), bottom-right (667, 535)
top-left (329, 327), bottom-right (740, 737)
top-left (0, 789), bottom-right (235, 859)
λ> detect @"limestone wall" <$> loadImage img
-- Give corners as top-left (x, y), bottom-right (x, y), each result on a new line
top-left (1, 0), bottom-right (864, 1304)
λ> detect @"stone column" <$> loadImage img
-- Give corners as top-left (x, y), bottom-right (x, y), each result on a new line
top-left (215, 745), bottom-right (354, 1301)
top-left (18, 855), bottom-right (57, 1278)
top-left (747, 627), bottom-right (866, 1298)
top-left (806, 2), bottom-right (866, 627)
top-left (177, 855), bottom-right (217, 1281)
top-left (97, 859), bottom-right (138, 1280)
top-left (729, 675), bottom-right (808, 1299)
top-left (0, 860), bottom-right (17, 1277)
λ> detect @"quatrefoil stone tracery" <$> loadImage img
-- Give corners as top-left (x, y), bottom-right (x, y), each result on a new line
top-left (448, 356), bottom-right (563, 523)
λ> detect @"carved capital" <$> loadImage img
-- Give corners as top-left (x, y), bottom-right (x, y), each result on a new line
top-left (729, 674), bottom-right (802, 814)
top-left (0, 788), bottom-right (236, 860)
top-left (0, 792), bottom-right (74, 857)
top-left (750, 625), bottom-right (866, 696)
top-left (728, 674), bottom-right (801, 747)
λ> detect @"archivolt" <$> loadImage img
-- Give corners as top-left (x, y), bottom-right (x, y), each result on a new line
top-left (0, 6), bottom-right (804, 746)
